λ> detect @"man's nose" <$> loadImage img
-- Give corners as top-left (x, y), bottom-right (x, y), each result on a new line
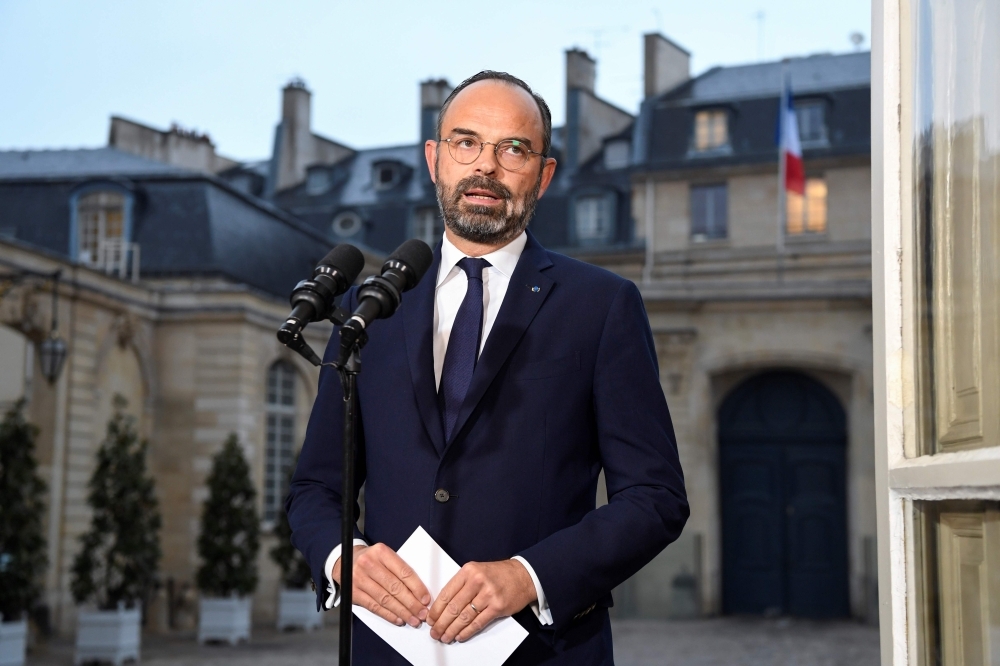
top-left (473, 144), bottom-right (499, 176)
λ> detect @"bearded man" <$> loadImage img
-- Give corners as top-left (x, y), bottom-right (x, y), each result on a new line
top-left (287, 71), bottom-right (688, 665)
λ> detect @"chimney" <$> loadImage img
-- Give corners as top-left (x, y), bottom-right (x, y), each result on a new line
top-left (644, 33), bottom-right (690, 98)
top-left (566, 48), bottom-right (596, 94)
top-left (420, 78), bottom-right (453, 143)
top-left (275, 78), bottom-right (314, 192)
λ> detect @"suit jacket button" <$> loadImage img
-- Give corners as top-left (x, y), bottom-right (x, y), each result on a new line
top-left (434, 489), bottom-right (450, 503)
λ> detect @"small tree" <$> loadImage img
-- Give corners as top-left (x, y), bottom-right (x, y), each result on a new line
top-left (71, 397), bottom-right (161, 610)
top-left (269, 459), bottom-right (311, 589)
top-left (0, 399), bottom-right (48, 622)
top-left (196, 434), bottom-right (260, 597)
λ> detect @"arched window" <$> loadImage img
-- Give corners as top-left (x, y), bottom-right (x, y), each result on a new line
top-left (264, 361), bottom-right (297, 523)
top-left (75, 191), bottom-right (126, 265)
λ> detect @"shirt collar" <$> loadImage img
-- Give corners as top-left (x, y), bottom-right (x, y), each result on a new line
top-left (437, 231), bottom-right (527, 287)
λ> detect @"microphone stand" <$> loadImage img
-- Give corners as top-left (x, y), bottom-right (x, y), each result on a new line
top-left (276, 306), bottom-right (364, 666)
top-left (335, 337), bottom-right (363, 666)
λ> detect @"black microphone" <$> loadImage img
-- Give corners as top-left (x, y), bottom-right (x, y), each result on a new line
top-left (277, 244), bottom-right (365, 365)
top-left (339, 239), bottom-right (433, 363)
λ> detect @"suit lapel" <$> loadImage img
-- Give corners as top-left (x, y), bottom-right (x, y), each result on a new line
top-left (443, 231), bottom-right (555, 455)
top-left (402, 246), bottom-right (446, 454)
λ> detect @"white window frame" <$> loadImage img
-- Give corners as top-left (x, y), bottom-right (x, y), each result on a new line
top-left (264, 361), bottom-right (298, 525)
top-left (873, 1), bottom-right (1000, 663)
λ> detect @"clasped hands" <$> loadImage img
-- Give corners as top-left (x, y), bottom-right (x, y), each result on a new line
top-left (332, 543), bottom-right (536, 644)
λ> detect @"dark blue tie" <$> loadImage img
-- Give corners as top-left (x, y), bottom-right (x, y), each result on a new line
top-left (440, 257), bottom-right (491, 442)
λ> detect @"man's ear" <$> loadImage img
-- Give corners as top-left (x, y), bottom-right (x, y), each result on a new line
top-left (424, 140), bottom-right (438, 184)
top-left (536, 157), bottom-right (558, 199)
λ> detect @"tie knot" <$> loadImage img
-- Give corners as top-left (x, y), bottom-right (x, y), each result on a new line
top-left (457, 257), bottom-right (490, 281)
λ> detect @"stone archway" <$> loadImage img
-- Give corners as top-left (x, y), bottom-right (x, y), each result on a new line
top-left (719, 369), bottom-right (849, 618)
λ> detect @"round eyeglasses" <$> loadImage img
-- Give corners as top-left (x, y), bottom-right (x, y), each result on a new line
top-left (439, 135), bottom-right (546, 171)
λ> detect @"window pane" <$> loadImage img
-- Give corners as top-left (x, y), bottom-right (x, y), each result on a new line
top-left (913, 0), bottom-right (1000, 455)
top-left (806, 179), bottom-right (828, 233)
top-left (787, 178), bottom-right (828, 235)
top-left (76, 191), bottom-right (125, 265)
top-left (575, 195), bottom-right (613, 243)
top-left (694, 110), bottom-right (728, 151)
top-left (787, 192), bottom-right (806, 234)
top-left (264, 361), bottom-right (298, 521)
top-left (796, 103), bottom-right (827, 144)
top-left (916, 501), bottom-right (1000, 665)
top-left (691, 184), bottom-right (727, 240)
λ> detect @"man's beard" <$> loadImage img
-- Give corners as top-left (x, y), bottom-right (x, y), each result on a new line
top-left (435, 164), bottom-right (543, 246)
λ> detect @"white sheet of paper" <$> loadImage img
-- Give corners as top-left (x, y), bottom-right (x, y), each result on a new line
top-left (353, 526), bottom-right (528, 666)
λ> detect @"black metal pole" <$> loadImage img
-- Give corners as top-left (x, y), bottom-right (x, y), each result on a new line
top-left (338, 353), bottom-right (359, 666)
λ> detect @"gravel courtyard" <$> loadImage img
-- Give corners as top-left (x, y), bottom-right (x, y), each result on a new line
top-left (27, 617), bottom-right (880, 666)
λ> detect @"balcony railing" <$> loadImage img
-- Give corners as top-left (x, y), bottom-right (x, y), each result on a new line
top-left (81, 239), bottom-right (141, 283)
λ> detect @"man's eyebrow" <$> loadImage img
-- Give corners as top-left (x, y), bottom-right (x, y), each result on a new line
top-left (447, 128), bottom-right (535, 149)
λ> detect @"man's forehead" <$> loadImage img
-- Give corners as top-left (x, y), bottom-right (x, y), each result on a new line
top-left (442, 80), bottom-right (543, 136)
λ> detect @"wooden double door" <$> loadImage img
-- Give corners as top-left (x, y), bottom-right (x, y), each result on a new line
top-left (720, 371), bottom-right (849, 618)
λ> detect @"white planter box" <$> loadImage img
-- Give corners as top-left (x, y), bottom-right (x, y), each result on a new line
top-left (0, 618), bottom-right (27, 666)
top-left (198, 597), bottom-right (250, 645)
top-left (276, 589), bottom-right (323, 632)
top-left (74, 606), bottom-right (141, 666)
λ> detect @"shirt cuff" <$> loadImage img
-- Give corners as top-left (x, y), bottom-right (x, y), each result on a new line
top-left (511, 555), bottom-right (553, 625)
top-left (324, 539), bottom-right (369, 610)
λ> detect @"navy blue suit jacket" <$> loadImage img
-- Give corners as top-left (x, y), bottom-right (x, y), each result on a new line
top-left (287, 231), bottom-right (688, 665)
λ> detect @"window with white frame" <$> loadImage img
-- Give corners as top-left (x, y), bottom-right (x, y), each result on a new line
top-left (786, 178), bottom-right (828, 235)
top-left (574, 194), bottom-right (614, 244)
top-left (690, 183), bottom-right (728, 241)
top-left (693, 109), bottom-right (729, 152)
top-left (795, 101), bottom-right (828, 146)
top-left (412, 207), bottom-right (443, 245)
top-left (76, 191), bottom-right (126, 266)
top-left (264, 361), bottom-right (297, 523)
top-left (875, 0), bottom-right (1000, 662)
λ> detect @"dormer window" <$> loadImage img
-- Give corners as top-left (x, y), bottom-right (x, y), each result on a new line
top-left (71, 187), bottom-right (138, 281)
top-left (795, 101), bottom-right (828, 146)
top-left (603, 140), bottom-right (631, 170)
top-left (373, 162), bottom-right (401, 191)
top-left (306, 167), bottom-right (331, 195)
top-left (574, 193), bottom-right (616, 245)
top-left (694, 109), bottom-right (729, 152)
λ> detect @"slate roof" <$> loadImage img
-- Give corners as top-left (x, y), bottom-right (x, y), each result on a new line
top-left (272, 144), bottom-right (437, 255)
top-left (678, 52), bottom-right (870, 104)
top-left (0, 149), bottom-right (333, 299)
top-left (636, 51), bottom-right (871, 170)
top-left (0, 147), bottom-right (188, 179)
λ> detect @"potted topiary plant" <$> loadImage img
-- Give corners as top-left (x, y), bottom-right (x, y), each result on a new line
top-left (270, 461), bottom-right (322, 632)
top-left (70, 396), bottom-right (161, 666)
top-left (0, 400), bottom-right (47, 666)
top-left (196, 434), bottom-right (260, 645)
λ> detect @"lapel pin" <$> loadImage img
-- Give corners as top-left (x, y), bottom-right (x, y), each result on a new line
top-left (531, 285), bottom-right (540, 293)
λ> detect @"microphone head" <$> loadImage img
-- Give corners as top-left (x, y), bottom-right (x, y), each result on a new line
top-left (318, 244), bottom-right (365, 285)
top-left (384, 239), bottom-right (433, 291)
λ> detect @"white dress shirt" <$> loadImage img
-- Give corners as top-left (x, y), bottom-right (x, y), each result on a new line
top-left (325, 231), bottom-right (553, 626)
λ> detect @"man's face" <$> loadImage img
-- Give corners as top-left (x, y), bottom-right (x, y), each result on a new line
top-left (424, 80), bottom-right (557, 247)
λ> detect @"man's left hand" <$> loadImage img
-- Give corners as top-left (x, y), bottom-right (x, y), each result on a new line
top-left (427, 559), bottom-right (536, 643)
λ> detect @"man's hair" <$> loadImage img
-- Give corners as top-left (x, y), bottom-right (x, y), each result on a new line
top-left (435, 70), bottom-right (553, 158)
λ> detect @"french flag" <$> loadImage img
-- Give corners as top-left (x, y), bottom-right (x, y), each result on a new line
top-left (777, 76), bottom-right (805, 195)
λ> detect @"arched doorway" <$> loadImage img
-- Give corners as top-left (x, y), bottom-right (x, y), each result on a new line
top-left (719, 370), bottom-right (849, 618)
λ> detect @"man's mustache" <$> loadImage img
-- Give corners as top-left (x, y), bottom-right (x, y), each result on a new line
top-left (452, 176), bottom-right (512, 203)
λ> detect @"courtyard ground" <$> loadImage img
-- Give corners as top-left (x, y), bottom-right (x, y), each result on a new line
top-left (27, 617), bottom-right (880, 666)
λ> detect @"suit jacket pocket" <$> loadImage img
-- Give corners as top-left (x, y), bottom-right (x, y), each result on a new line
top-left (512, 352), bottom-right (581, 380)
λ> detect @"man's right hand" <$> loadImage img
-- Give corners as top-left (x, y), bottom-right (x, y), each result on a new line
top-left (332, 543), bottom-right (431, 628)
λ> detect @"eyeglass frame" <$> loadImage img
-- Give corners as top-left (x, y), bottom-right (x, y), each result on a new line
top-left (437, 134), bottom-right (548, 172)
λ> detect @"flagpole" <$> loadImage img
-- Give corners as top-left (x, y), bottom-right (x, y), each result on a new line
top-left (776, 64), bottom-right (788, 283)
